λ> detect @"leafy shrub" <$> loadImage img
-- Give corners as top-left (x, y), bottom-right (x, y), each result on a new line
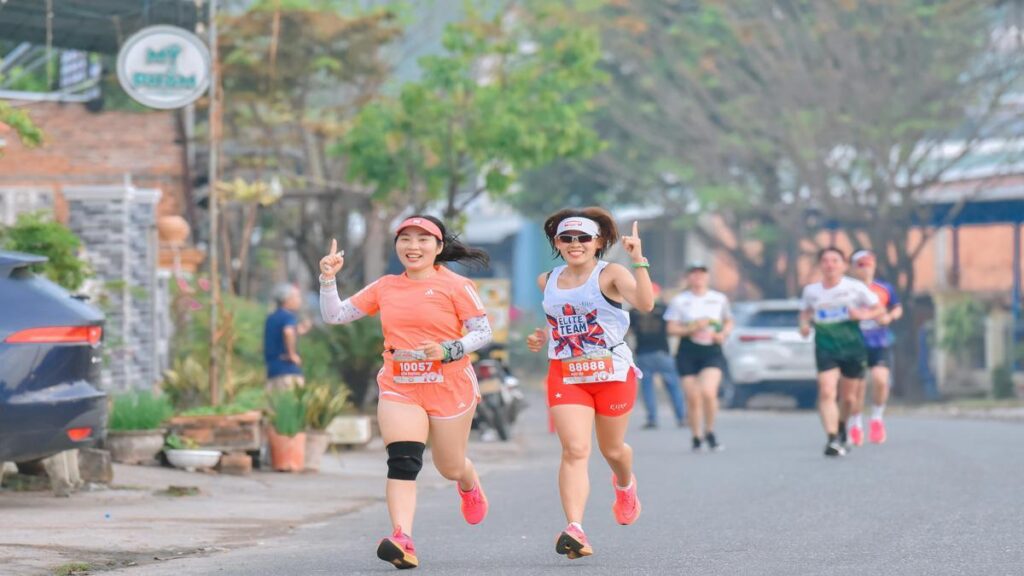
top-left (161, 353), bottom-right (264, 412)
top-left (301, 380), bottom-right (351, 430)
top-left (992, 364), bottom-right (1016, 399)
top-left (164, 433), bottom-right (199, 450)
top-left (939, 295), bottom-right (986, 355)
top-left (268, 389), bottom-right (305, 437)
top-left (304, 317), bottom-right (384, 409)
top-left (0, 211), bottom-right (89, 290)
top-left (177, 388), bottom-right (266, 417)
top-left (109, 392), bottom-right (173, 431)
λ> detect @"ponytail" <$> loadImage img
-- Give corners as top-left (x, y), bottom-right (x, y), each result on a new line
top-left (399, 214), bottom-right (490, 270)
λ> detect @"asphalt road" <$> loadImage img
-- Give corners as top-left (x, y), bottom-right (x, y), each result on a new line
top-left (114, 403), bottom-right (1024, 576)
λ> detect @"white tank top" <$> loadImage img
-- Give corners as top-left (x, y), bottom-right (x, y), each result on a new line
top-left (543, 261), bottom-right (635, 381)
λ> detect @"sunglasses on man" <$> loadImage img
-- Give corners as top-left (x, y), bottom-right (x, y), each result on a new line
top-left (556, 234), bottom-right (598, 244)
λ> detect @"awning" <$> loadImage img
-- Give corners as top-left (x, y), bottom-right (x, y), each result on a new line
top-left (0, 0), bottom-right (203, 55)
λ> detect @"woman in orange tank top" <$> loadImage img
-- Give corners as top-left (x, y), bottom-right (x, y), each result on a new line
top-left (319, 215), bottom-right (493, 570)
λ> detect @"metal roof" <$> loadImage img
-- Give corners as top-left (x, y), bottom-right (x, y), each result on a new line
top-left (0, 0), bottom-right (203, 55)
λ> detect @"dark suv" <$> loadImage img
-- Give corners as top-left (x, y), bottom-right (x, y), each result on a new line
top-left (0, 251), bottom-right (107, 464)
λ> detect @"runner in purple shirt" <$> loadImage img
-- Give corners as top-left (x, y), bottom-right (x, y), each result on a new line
top-left (849, 250), bottom-right (903, 446)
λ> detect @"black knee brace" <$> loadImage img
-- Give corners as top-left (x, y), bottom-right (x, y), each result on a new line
top-left (386, 441), bottom-right (425, 481)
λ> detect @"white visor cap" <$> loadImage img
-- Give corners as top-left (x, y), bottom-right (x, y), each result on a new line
top-left (555, 217), bottom-right (601, 237)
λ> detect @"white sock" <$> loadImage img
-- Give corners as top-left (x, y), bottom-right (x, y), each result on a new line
top-left (616, 479), bottom-right (633, 491)
top-left (850, 414), bottom-right (864, 429)
top-left (569, 521), bottom-right (583, 531)
top-left (872, 405), bottom-right (886, 420)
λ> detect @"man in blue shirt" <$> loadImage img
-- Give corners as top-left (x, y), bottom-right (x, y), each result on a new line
top-left (264, 283), bottom-right (307, 391)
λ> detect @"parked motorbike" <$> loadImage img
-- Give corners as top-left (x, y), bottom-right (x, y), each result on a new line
top-left (472, 344), bottom-right (526, 441)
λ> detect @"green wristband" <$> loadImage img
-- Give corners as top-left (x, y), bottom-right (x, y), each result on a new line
top-left (631, 261), bottom-right (650, 269)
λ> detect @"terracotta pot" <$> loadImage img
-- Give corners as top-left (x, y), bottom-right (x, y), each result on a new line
top-left (157, 215), bottom-right (191, 247)
top-left (303, 430), bottom-right (331, 472)
top-left (267, 428), bottom-right (306, 472)
top-left (105, 429), bottom-right (166, 464)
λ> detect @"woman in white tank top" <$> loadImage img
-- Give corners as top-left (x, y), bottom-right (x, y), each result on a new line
top-left (525, 207), bottom-right (655, 560)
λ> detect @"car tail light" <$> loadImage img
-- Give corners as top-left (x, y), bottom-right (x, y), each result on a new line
top-left (738, 334), bottom-right (774, 343)
top-left (5, 325), bottom-right (102, 345)
top-left (66, 427), bottom-right (93, 442)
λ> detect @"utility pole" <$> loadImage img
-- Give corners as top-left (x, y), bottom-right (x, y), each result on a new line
top-left (207, 0), bottom-right (221, 405)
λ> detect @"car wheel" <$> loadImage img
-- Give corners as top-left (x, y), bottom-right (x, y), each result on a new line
top-left (728, 387), bottom-right (749, 409)
top-left (721, 373), bottom-right (747, 409)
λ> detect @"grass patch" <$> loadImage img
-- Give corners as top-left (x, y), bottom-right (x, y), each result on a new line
top-left (945, 398), bottom-right (1024, 410)
top-left (109, 392), bottom-right (173, 431)
top-left (1, 473), bottom-right (50, 492)
top-left (156, 485), bottom-right (201, 497)
top-left (53, 562), bottom-right (91, 576)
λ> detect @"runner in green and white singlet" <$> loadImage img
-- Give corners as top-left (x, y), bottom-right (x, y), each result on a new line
top-left (800, 247), bottom-right (884, 457)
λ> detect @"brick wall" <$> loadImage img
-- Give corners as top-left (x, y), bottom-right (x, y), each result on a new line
top-left (0, 99), bottom-right (185, 220)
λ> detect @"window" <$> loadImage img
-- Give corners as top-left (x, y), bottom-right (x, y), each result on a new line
top-left (742, 309), bottom-right (801, 328)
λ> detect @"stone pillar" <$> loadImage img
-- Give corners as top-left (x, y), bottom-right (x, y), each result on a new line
top-left (63, 184), bottom-right (162, 393)
top-left (131, 189), bottom-right (161, 390)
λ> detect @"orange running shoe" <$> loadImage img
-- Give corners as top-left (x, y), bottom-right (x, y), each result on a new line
top-left (869, 419), bottom-right (887, 444)
top-left (555, 523), bottom-right (593, 559)
top-left (458, 480), bottom-right (488, 525)
top-left (849, 425), bottom-right (864, 447)
top-left (611, 474), bottom-right (641, 525)
top-left (377, 526), bottom-right (418, 570)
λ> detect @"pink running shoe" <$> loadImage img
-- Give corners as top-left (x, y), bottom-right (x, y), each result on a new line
top-left (377, 526), bottom-right (418, 570)
top-left (611, 474), bottom-right (642, 525)
top-left (849, 425), bottom-right (864, 447)
top-left (555, 523), bottom-right (593, 559)
top-left (458, 480), bottom-right (488, 525)
top-left (869, 419), bottom-right (887, 444)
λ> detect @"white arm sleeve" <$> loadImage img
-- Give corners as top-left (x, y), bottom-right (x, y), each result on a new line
top-left (459, 315), bottom-right (493, 354)
top-left (320, 286), bottom-right (367, 325)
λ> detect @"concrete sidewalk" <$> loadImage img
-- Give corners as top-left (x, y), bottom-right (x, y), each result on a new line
top-left (0, 435), bottom-right (526, 576)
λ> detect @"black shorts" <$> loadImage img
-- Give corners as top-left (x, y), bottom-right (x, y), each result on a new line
top-left (815, 349), bottom-right (866, 379)
top-left (676, 341), bottom-right (728, 377)
top-left (867, 347), bottom-right (893, 368)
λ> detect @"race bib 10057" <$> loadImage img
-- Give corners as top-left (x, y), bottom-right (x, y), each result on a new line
top-left (393, 359), bottom-right (444, 384)
top-left (391, 349), bottom-right (443, 384)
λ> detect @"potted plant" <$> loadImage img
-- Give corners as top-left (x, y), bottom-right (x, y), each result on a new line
top-left (163, 358), bottom-right (265, 454)
top-left (267, 388), bottom-right (306, 472)
top-left (300, 381), bottom-right (351, 472)
top-left (163, 434), bottom-right (222, 472)
top-left (105, 392), bottom-right (173, 464)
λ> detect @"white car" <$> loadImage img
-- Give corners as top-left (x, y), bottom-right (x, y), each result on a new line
top-left (722, 300), bottom-right (818, 408)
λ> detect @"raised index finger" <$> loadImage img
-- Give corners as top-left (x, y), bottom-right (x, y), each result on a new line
top-left (329, 238), bottom-right (337, 255)
top-left (632, 221), bottom-right (639, 237)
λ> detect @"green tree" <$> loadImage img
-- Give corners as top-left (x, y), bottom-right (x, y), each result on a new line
top-left (216, 0), bottom-right (402, 289)
top-left (339, 2), bottom-right (606, 247)
top-left (559, 1), bottom-right (1024, 300)
top-left (0, 212), bottom-right (89, 290)
top-left (0, 102), bottom-right (43, 156)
